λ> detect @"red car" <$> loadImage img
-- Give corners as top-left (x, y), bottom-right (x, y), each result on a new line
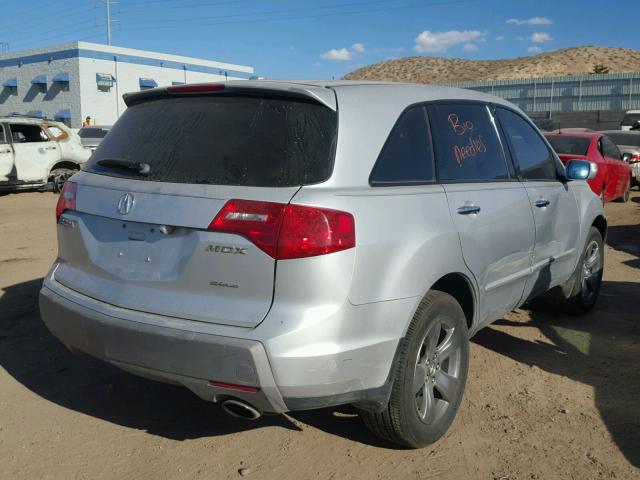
top-left (545, 132), bottom-right (632, 204)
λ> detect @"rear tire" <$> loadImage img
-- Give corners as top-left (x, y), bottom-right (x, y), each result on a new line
top-left (359, 291), bottom-right (469, 448)
top-left (562, 227), bottom-right (604, 315)
top-left (49, 168), bottom-right (77, 193)
top-left (614, 179), bottom-right (630, 203)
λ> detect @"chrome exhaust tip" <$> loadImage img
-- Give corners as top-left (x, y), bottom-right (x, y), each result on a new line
top-left (221, 399), bottom-right (262, 420)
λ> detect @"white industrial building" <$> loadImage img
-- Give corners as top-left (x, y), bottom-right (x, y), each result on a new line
top-left (0, 41), bottom-right (254, 128)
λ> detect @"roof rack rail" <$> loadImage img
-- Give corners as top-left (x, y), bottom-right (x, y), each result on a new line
top-left (5, 113), bottom-right (51, 120)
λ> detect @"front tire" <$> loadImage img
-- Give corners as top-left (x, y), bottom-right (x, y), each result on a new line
top-left (359, 291), bottom-right (469, 448)
top-left (563, 227), bottom-right (604, 314)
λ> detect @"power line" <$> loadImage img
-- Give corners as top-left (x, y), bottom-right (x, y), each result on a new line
top-left (118, 0), bottom-right (474, 31)
top-left (122, 0), bottom-right (416, 26)
top-left (119, 0), bottom-right (258, 15)
top-left (2, 4), bottom-right (97, 39)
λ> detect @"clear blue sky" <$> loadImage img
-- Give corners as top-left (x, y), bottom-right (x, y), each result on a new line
top-left (1, 0), bottom-right (635, 79)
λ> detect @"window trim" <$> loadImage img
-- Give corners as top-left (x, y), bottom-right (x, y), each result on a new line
top-left (493, 105), bottom-right (564, 183)
top-left (428, 101), bottom-right (516, 184)
top-left (369, 104), bottom-right (436, 187)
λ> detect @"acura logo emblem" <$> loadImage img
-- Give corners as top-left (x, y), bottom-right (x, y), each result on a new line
top-left (117, 193), bottom-right (135, 215)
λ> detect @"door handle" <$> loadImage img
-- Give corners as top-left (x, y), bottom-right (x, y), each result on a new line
top-left (44, 146), bottom-right (57, 150)
top-left (0, 149), bottom-right (11, 154)
top-left (534, 199), bottom-right (550, 208)
top-left (456, 205), bottom-right (481, 215)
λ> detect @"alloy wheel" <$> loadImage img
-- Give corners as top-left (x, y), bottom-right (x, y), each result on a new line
top-left (413, 318), bottom-right (462, 425)
top-left (581, 239), bottom-right (602, 304)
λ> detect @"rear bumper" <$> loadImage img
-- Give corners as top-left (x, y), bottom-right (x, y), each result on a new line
top-left (40, 269), bottom-right (416, 413)
top-left (39, 285), bottom-right (288, 413)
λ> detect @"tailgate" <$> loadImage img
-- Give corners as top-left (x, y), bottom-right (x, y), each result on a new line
top-left (54, 176), bottom-right (299, 328)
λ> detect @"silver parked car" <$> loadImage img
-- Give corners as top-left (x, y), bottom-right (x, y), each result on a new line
top-left (40, 81), bottom-right (606, 448)
top-left (77, 125), bottom-right (112, 151)
top-left (599, 130), bottom-right (640, 188)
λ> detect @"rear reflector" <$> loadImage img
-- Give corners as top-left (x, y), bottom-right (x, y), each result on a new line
top-left (167, 83), bottom-right (225, 94)
top-left (209, 199), bottom-right (355, 260)
top-left (208, 381), bottom-right (259, 393)
top-left (55, 181), bottom-right (77, 221)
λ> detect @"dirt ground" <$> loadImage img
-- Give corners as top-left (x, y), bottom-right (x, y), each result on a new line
top-left (0, 191), bottom-right (638, 480)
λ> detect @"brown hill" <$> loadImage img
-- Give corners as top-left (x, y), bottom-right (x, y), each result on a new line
top-left (343, 46), bottom-right (640, 84)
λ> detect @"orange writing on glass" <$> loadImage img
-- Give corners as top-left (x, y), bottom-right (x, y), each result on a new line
top-left (454, 135), bottom-right (487, 165)
top-left (448, 113), bottom-right (474, 136)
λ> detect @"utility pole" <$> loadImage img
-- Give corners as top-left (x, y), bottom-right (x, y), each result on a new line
top-left (106, 0), bottom-right (111, 45)
top-left (99, 0), bottom-right (114, 45)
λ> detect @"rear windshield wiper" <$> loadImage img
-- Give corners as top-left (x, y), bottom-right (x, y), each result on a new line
top-left (96, 158), bottom-right (151, 175)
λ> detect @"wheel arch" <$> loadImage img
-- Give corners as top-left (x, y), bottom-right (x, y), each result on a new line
top-left (430, 272), bottom-right (476, 331)
top-left (592, 214), bottom-right (607, 242)
top-left (48, 160), bottom-right (81, 178)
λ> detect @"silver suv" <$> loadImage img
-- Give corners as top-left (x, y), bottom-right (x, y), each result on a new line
top-left (39, 81), bottom-right (606, 448)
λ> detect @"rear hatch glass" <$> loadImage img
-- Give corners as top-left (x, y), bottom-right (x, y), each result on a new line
top-left (545, 135), bottom-right (591, 156)
top-left (604, 132), bottom-right (640, 148)
top-left (621, 113), bottom-right (640, 127)
top-left (84, 96), bottom-right (337, 186)
top-left (79, 127), bottom-right (110, 139)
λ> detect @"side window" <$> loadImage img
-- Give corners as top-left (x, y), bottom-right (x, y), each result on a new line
top-left (428, 103), bottom-right (509, 182)
top-left (370, 106), bottom-right (434, 184)
top-left (495, 108), bottom-right (557, 181)
top-left (45, 125), bottom-right (67, 140)
top-left (602, 136), bottom-right (621, 159)
top-left (9, 124), bottom-right (49, 143)
top-left (0, 126), bottom-right (5, 144)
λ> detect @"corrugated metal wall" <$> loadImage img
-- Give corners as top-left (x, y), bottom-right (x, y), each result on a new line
top-left (450, 72), bottom-right (640, 112)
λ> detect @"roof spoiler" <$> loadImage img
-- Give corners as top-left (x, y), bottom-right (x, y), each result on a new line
top-left (123, 81), bottom-right (337, 110)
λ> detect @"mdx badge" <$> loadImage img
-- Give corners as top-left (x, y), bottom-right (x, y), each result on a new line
top-left (205, 245), bottom-right (247, 255)
top-left (117, 193), bottom-right (135, 215)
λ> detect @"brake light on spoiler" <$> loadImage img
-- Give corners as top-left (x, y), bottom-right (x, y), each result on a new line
top-left (209, 199), bottom-right (355, 260)
top-left (167, 83), bottom-right (225, 94)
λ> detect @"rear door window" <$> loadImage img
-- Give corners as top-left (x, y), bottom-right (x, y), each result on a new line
top-left (370, 106), bottom-right (433, 185)
top-left (86, 96), bottom-right (338, 187)
top-left (495, 108), bottom-right (558, 181)
top-left (428, 104), bottom-right (509, 182)
top-left (601, 136), bottom-right (621, 159)
top-left (0, 125), bottom-right (5, 144)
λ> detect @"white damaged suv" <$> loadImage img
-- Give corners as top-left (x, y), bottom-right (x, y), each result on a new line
top-left (40, 81), bottom-right (606, 447)
top-left (0, 116), bottom-right (90, 193)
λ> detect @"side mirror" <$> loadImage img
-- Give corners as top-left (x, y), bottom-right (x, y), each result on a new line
top-left (622, 152), bottom-right (632, 163)
top-left (565, 159), bottom-right (598, 181)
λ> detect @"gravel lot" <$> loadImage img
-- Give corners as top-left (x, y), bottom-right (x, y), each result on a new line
top-left (1, 191), bottom-right (638, 480)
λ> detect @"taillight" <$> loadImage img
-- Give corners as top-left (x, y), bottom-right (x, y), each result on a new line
top-left (167, 83), bottom-right (225, 94)
top-left (209, 200), bottom-right (286, 258)
top-left (209, 200), bottom-right (355, 260)
top-left (55, 181), bottom-right (77, 221)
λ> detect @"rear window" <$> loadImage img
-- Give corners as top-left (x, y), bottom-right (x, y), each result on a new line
top-left (604, 132), bottom-right (640, 148)
top-left (545, 135), bottom-right (591, 156)
top-left (79, 127), bottom-right (110, 139)
top-left (86, 96), bottom-right (337, 186)
top-left (621, 113), bottom-right (640, 126)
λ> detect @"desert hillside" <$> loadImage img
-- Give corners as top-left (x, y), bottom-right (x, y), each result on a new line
top-left (344, 46), bottom-right (640, 84)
